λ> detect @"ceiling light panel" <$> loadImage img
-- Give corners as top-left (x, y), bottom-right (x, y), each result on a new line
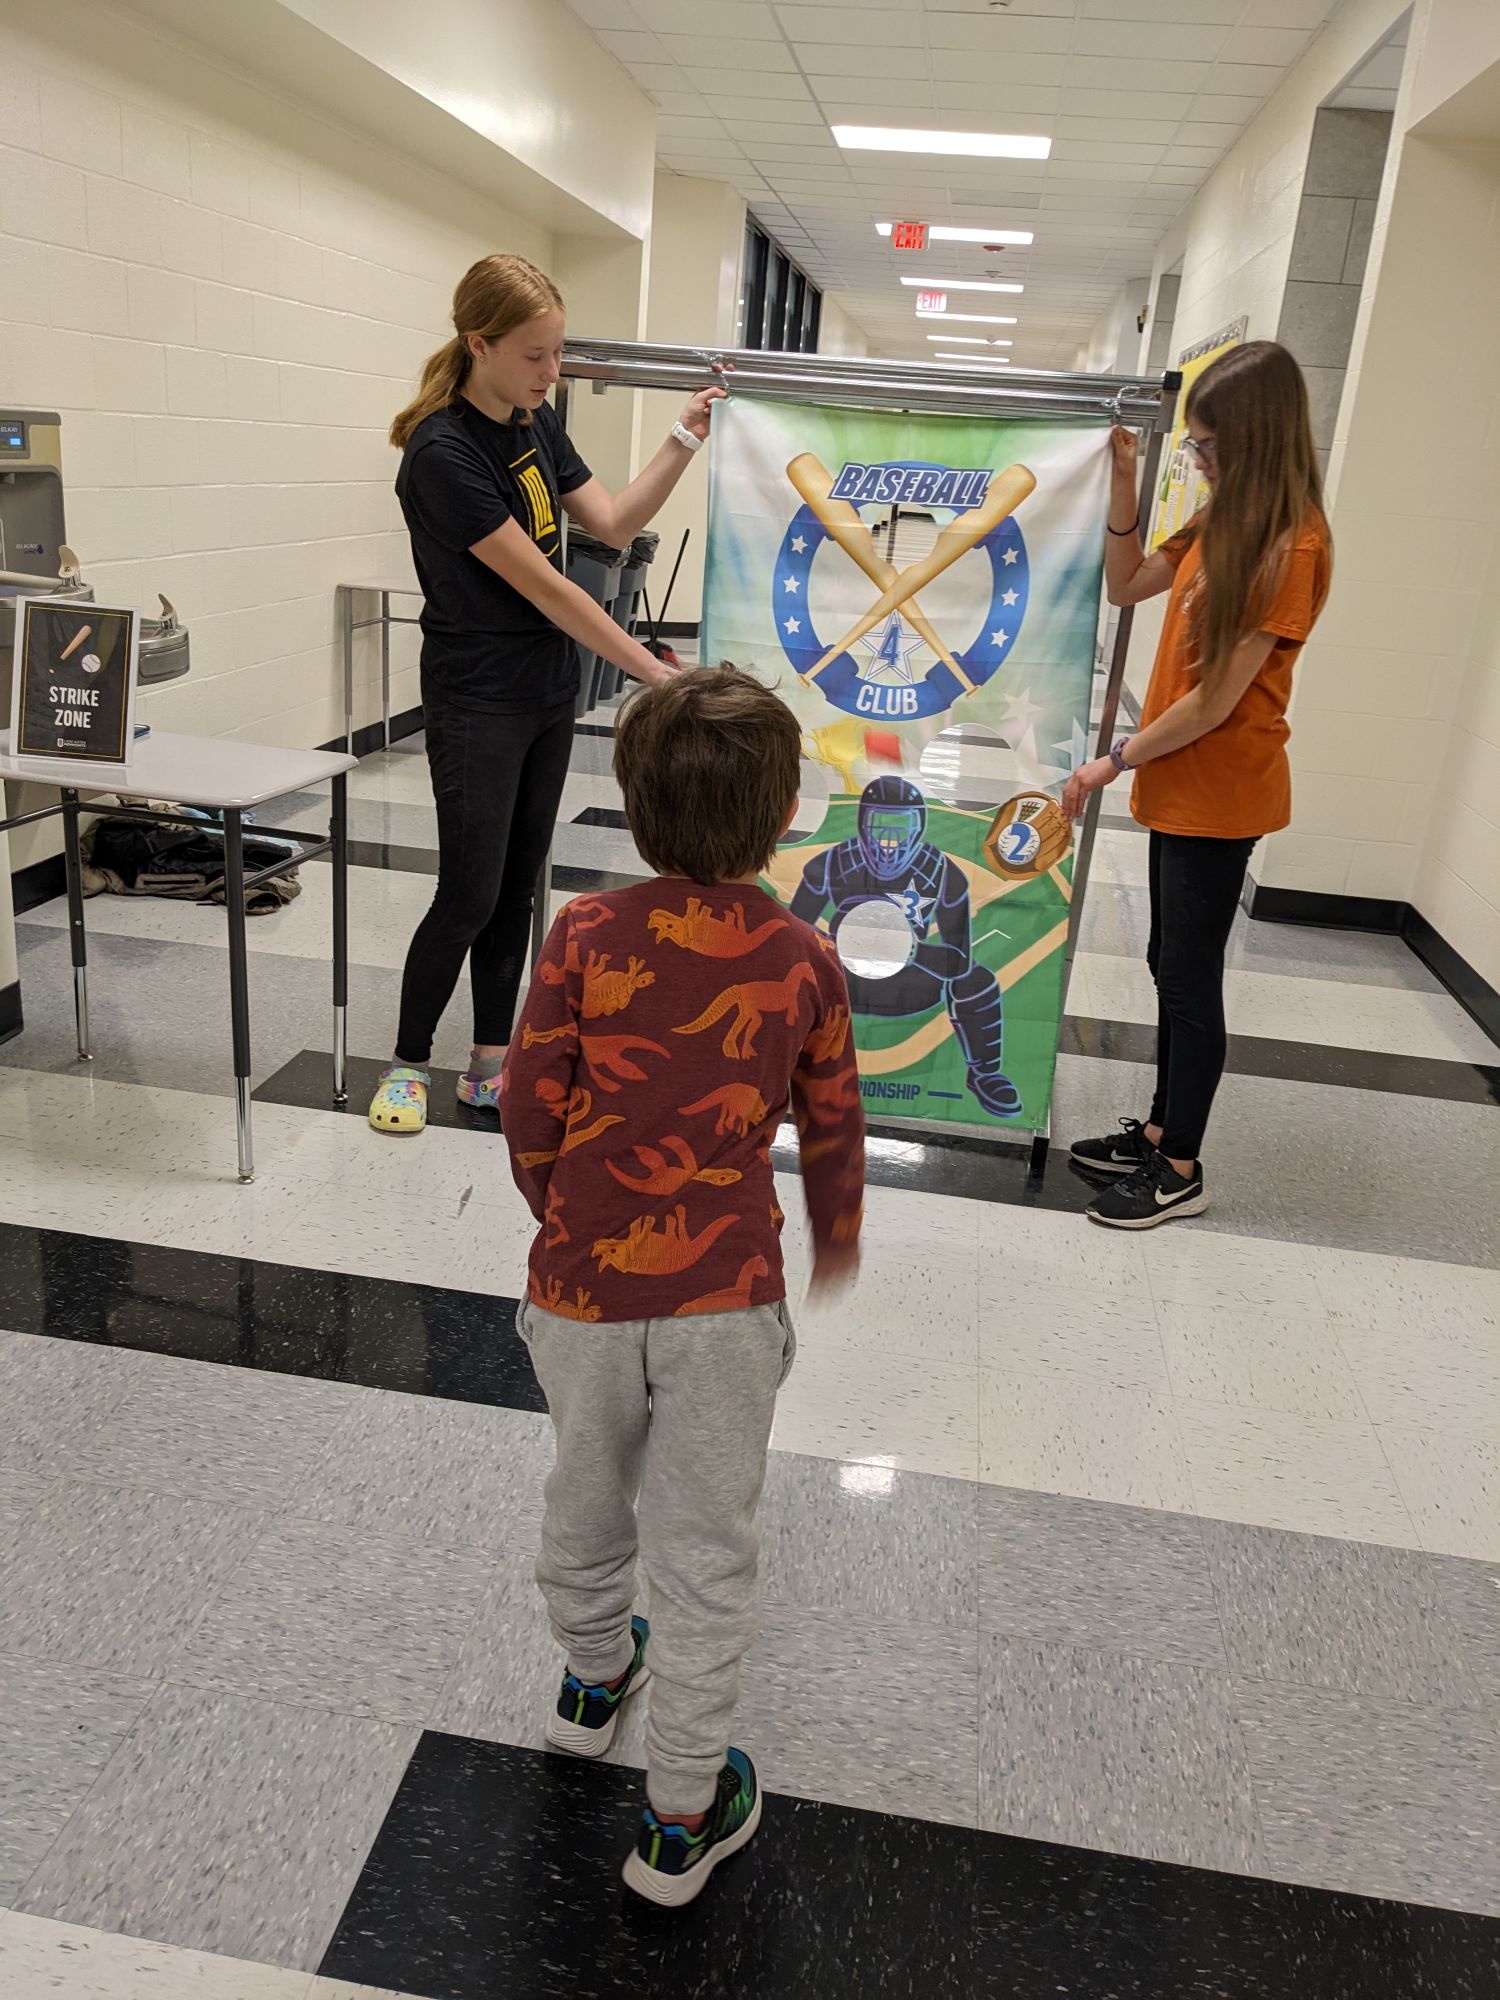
top-left (832, 125), bottom-right (1053, 159)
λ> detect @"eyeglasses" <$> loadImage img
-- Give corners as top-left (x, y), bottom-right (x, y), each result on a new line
top-left (1184, 434), bottom-right (1218, 465)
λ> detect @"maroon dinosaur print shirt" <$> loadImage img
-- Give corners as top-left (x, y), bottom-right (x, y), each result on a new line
top-left (501, 878), bottom-right (866, 1324)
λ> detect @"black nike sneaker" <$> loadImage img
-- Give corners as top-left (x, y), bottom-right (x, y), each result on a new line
top-left (1070, 1117), bottom-right (1155, 1175)
top-left (1087, 1151), bottom-right (1207, 1229)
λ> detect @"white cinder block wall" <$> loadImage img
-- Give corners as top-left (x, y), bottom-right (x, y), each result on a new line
top-left (0, 0), bottom-right (550, 785)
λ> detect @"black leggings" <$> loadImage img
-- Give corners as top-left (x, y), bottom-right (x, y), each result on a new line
top-left (395, 699), bottom-right (574, 1065)
top-left (1146, 830), bottom-right (1256, 1161)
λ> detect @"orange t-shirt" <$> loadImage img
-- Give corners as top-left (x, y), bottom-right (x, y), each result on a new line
top-left (1131, 513), bottom-right (1332, 840)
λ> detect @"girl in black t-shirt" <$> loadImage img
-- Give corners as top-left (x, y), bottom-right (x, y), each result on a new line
top-left (371, 253), bottom-right (723, 1136)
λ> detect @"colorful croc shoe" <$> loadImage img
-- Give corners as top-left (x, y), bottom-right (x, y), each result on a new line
top-left (456, 1068), bottom-right (503, 1114)
top-left (368, 1064), bottom-right (430, 1135)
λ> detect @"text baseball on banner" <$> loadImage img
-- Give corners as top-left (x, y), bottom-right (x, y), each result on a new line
top-left (702, 395), bottom-right (1111, 1135)
top-left (10, 599), bottom-right (138, 763)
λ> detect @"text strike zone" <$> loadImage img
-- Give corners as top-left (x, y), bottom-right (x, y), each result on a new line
top-left (50, 684), bottom-right (100, 728)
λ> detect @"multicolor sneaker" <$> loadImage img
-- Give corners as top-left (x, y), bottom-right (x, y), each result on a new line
top-left (368, 1064), bottom-right (429, 1135)
top-left (545, 1614), bottom-right (651, 1759)
top-left (622, 1749), bottom-right (762, 1908)
top-left (456, 1067), bottom-right (503, 1114)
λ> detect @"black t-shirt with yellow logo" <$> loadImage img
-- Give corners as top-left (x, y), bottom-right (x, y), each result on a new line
top-left (396, 397), bottom-right (593, 714)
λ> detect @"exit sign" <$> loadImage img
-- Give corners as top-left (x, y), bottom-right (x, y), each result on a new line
top-left (917, 289), bottom-right (947, 314)
top-left (892, 220), bottom-right (928, 250)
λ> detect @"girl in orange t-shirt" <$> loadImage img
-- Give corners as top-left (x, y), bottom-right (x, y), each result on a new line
top-left (1061, 340), bottom-right (1332, 1229)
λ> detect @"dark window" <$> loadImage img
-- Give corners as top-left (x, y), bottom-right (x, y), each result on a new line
top-left (738, 219), bottom-right (822, 352)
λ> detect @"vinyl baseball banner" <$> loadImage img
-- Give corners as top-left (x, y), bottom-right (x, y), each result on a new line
top-left (702, 394), bottom-right (1111, 1134)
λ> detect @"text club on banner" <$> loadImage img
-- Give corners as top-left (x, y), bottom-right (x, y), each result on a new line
top-left (702, 395), bottom-right (1111, 1135)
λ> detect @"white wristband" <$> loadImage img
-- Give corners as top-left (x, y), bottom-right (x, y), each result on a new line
top-left (670, 421), bottom-right (704, 454)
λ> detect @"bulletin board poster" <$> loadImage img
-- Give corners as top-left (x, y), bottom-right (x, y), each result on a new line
top-left (11, 599), bottom-right (138, 763)
top-left (701, 394), bottom-right (1112, 1135)
top-left (1150, 315), bottom-right (1246, 549)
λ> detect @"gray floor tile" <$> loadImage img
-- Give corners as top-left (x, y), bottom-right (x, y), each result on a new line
top-left (428, 1543), bottom-right (556, 1753)
top-left (735, 1603), bottom-right (979, 1828)
top-left (758, 1451), bottom-right (978, 1631)
top-left (1236, 1678), bottom-right (1500, 1915)
top-left (15, 1684), bottom-right (418, 1971)
top-left (1200, 1518), bottom-right (1484, 1706)
top-left (173, 1518), bottom-right (494, 1723)
top-left (1430, 1554), bottom-right (1500, 1704)
top-left (53, 1350), bottom-right (359, 1507)
top-left (978, 1635), bottom-right (1263, 1872)
top-left (0, 1331), bottom-right (134, 1474)
top-left (288, 1393), bottom-right (553, 1554)
top-left (0, 1479), bottom-right (264, 1677)
top-left (977, 1487), bottom-right (1225, 1666)
top-left (0, 1658), bottom-right (155, 1903)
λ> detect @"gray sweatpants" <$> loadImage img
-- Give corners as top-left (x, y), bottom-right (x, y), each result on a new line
top-left (518, 1295), bottom-right (794, 1816)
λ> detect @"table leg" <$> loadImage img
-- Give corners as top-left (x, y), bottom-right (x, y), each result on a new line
top-left (380, 590), bottom-right (391, 754)
top-left (223, 808), bottom-right (255, 1182)
top-left (341, 585), bottom-right (354, 756)
top-left (331, 771), bottom-right (348, 1103)
top-left (61, 790), bottom-right (91, 1062)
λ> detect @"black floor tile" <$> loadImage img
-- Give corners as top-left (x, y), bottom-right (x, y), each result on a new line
top-left (321, 1736), bottom-right (1500, 2000)
top-left (975, 1838), bottom-right (1500, 2000)
top-left (0, 1221), bottom-right (543, 1410)
top-left (319, 1734), bottom-right (979, 2000)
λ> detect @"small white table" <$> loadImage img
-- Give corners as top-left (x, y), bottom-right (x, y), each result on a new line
top-left (0, 729), bottom-right (356, 1182)
top-left (337, 580), bottom-right (422, 755)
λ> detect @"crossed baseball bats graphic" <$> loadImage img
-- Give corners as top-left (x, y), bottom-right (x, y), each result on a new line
top-left (785, 453), bottom-right (1036, 692)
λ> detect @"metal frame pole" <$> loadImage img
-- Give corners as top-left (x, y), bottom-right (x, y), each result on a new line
top-left (223, 808), bottom-right (255, 1182)
top-left (60, 789), bottom-right (90, 1062)
top-left (331, 770), bottom-right (349, 1103)
top-left (380, 590), bottom-right (392, 753)
top-left (340, 584), bottom-right (355, 756)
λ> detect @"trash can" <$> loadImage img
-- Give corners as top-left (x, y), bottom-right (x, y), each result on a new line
top-left (565, 530), bottom-right (625, 717)
top-left (598, 531), bottom-right (660, 703)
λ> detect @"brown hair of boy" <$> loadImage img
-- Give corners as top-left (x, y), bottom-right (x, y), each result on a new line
top-left (613, 666), bottom-right (801, 885)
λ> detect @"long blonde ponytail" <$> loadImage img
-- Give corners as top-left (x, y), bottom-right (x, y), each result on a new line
top-left (390, 253), bottom-right (565, 450)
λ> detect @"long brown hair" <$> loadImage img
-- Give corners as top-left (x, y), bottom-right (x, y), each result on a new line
top-left (1185, 340), bottom-right (1327, 697)
top-left (389, 254), bottom-right (564, 449)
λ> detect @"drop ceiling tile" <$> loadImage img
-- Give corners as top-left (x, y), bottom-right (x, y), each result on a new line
top-left (1203, 62), bottom-right (1284, 96)
top-left (1151, 164), bottom-right (1208, 184)
top-left (596, 28), bottom-right (669, 62)
top-left (707, 97), bottom-right (826, 125)
top-left (749, 142), bottom-right (845, 164)
top-left (685, 67), bottom-right (815, 100)
top-left (929, 50), bottom-right (1069, 85)
top-left (1239, 0), bottom-right (1336, 22)
top-left (1221, 24), bottom-right (1315, 65)
top-left (1053, 117), bottom-right (1182, 143)
top-left (1190, 93), bottom-right (1271, 123)
top-left (1073, 18), bottom-right (1231, 61)
top-left (647, 91), bottom-right (713, 116)
top-left (809, 74), bottom-right (942, 108)
top-left (633, 0), bottom-right (782, 31)
top-left (1065, 55), bottom-right (1211, 90)
top-left (1051, 141), bottom-right (1169, 165)
top-left (658, 33), bottom-right (797, 69)
top-left (930, 81), bottom-right (1064, 113)
top-left (1174, 121), bottom-right (1247, 147)
top-left (1062, 88), bottom-right (1195, 119)
top-left (1079, 0), bottom-right (1240, 19)
top-left (925, 15), bottom-right (1076, 53)
top-left (568, 0), bottom-right (645, 25)
top-left (655, 114), bottom-right (729, 139)
top-left (779, 5), bottom-right (927, 45)
top-left (801, 42), bottom-right (939, 77)
top-left (1162, 144), bottom-right (1226, 165)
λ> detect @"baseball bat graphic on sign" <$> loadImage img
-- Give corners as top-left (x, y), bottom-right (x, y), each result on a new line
top-left (786, 453), bottom-right (978, 695)
top-left (805, 462), bottom-right (1036, 682)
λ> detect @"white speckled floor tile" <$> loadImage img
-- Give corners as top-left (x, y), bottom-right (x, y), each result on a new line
top-left (1143, 1229), bottom-right (1323, 1314)
top-left (978, 1367), bottom-right (1192, 1513)
top-left (1377, 1425), bottom-right (1500, 1561)
top-left (1180, 1403), bottom-right (1419, 1548)
top-left (0, 1910), bottom-right (315, 1997)
top-left (975, 1280), bottom-right (1169, 1390)
top-left (771, 1341), bottom-right (979, 1483)
top-left (1338, 1319), bottom-right (1500, 1441)
top-left (1158, 1304), bottom-right (1366, 1422)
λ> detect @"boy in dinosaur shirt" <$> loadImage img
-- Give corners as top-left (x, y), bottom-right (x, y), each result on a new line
top-left (502, 664), bottom-right (864, 1908)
